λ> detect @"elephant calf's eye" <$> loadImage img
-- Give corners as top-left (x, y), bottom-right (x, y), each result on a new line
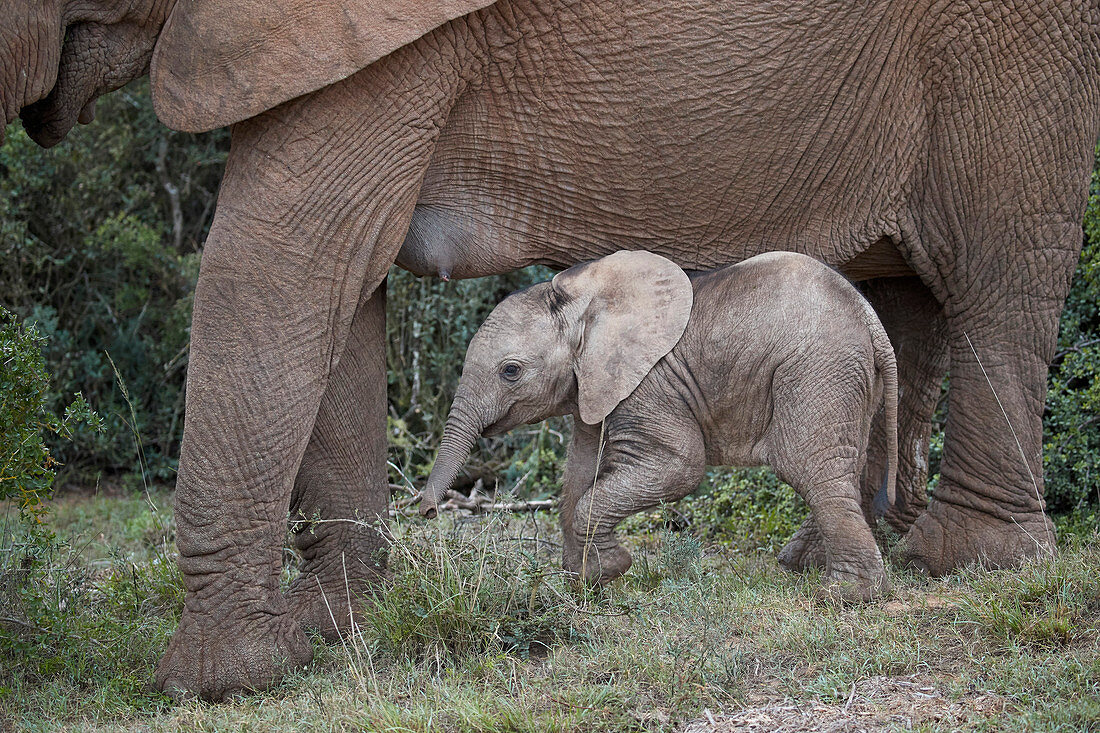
top-left (500, 362), bottom-right (523, 381)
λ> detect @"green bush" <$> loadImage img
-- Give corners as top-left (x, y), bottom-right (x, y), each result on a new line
top-left (0, 308), bottom-right (178, 720)
top-left (0, 80), bottom-right (226, 483)
top-left (0, 308), bottom-right (101, 521)
top-left (623, 468), bottom-right (809, 552)
top-left (1044, 148), bottom-right (1100, 513)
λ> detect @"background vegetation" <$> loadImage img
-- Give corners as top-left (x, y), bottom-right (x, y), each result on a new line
top-left (1, 81), bottom-right (1099, 730)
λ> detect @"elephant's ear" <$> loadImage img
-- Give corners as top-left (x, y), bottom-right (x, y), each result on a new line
top-left (150, 0), bottom-right (496, 132)
top-left (552, 251), bottom-right (693, 426)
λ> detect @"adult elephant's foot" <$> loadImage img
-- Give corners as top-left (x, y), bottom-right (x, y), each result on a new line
top-left (285, 551), bottom-right (386, 642)
top-left (155, 605), bottom-right (313, 702)
top-left (898, 500), bottom-right (1055, 576)
top-left (777, 517), bottom-right (828, 572)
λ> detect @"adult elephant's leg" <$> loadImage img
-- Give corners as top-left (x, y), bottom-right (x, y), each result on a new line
top-left (285, 285), bottom-right (390, 640)
top-left (899, 280), bottom-right (1066, 575)
top-left (895, 17), bottom-right (1098, 575)
top-left (155, 34), bottom-right (468, 700)
top-left (860, 277), bottom-right (949, 532)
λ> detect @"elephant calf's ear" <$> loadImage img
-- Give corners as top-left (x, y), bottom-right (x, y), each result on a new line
top-left (552, 251), bottom-right (693, 425)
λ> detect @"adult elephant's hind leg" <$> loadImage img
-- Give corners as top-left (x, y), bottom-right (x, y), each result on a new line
top-left (285, 285), bottom-right (390, 640)
top-left (900, 286), bottom-right (1064, 575)
top-left (898, 25), bottom-right (1095, 574)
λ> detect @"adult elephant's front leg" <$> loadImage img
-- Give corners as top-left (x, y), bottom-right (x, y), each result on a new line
top-left (155, 32), bottom-right (469, 700)
top-left (285, 285), bottom-right (390, 640)
top-left (158, 218), bottom-right (412, 702)
top-left (154, 211), bottom-right (325, 701)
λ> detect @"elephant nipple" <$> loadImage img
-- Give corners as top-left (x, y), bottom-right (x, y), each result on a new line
top-left (439, 268), bottom-right (451, 282)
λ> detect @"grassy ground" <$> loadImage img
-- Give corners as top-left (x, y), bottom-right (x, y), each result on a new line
top-left (2, 487), bottom-right (1099, 732)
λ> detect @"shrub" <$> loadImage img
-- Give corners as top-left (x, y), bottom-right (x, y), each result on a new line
top-left (0, 310), bottom-right (179, 721)
top-left (1043, 149), bottom-right (1100, 513)
top-left (623, 468), bottom-right (808, 553)
top-left (0, 308), bottom-right (101, 522)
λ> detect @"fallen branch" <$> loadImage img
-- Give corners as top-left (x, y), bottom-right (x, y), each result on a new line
top-left (391, 482), bottom-right (558, 518)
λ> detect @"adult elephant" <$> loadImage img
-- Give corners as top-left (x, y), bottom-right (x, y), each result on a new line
top-left (4, 0), bottom-right (1099, 701)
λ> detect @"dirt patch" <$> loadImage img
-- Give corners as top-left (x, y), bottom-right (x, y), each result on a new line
top-left (680, 675), bottom-right (1011, 732)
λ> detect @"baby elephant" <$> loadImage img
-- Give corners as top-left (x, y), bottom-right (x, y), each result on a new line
top-left (420, 250), bottom-right (897, 600)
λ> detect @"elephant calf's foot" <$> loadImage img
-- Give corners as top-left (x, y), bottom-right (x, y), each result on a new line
top-left (819, 563), bottom-right (891, 603)
top-left (777, 518), bottom-right (828, 572)
top-left (155, 605), bottom-right (313, 702)
top-left (565, 543), bottom-right (632, 587)
top-left (898, 499), bottom-right (1055, 577)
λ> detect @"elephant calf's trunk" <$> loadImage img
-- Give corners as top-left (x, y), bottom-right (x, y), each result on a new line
top-left (420, 407), bottom-right (482, 519)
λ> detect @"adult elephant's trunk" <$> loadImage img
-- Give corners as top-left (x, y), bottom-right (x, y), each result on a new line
top-left (420, 390), bottom-right (487, 519)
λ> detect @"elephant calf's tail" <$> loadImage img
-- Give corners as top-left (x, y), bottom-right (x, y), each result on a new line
top-left (864, 301), bottom-right (898, 508)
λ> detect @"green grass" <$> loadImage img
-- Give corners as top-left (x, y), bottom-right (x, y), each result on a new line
top-left (1, 490), bottom-right (1098, 732)
top-left (0, 489), bottom-right (181, 729)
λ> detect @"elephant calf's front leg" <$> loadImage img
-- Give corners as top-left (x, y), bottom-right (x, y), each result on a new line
top-left (565, 430), bottom-right (705, 586)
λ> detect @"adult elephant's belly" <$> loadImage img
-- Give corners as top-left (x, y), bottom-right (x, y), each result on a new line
top-left (400, 0), bottom-right (926, 281)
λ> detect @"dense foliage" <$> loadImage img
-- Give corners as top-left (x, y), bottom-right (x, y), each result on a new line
top-left (0, 81), bottom-right (226, 484)
top-left (0, 310), bottom-right (100, 521)
top-left (1043, 160), bottom-right (1100, 512)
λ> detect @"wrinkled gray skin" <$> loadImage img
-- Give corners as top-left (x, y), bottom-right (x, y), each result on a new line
top-left (4, 0), bottom-right (1099, 700)
top-left (420, 251), bottom-right (900, 601)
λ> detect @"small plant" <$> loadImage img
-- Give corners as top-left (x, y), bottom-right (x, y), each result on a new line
top-left (361, 513), bottom-right (585, 669)
top-left (0, 308), bottom-right (102, 523)
top-left (659, 529), bottom-right (704, 583)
